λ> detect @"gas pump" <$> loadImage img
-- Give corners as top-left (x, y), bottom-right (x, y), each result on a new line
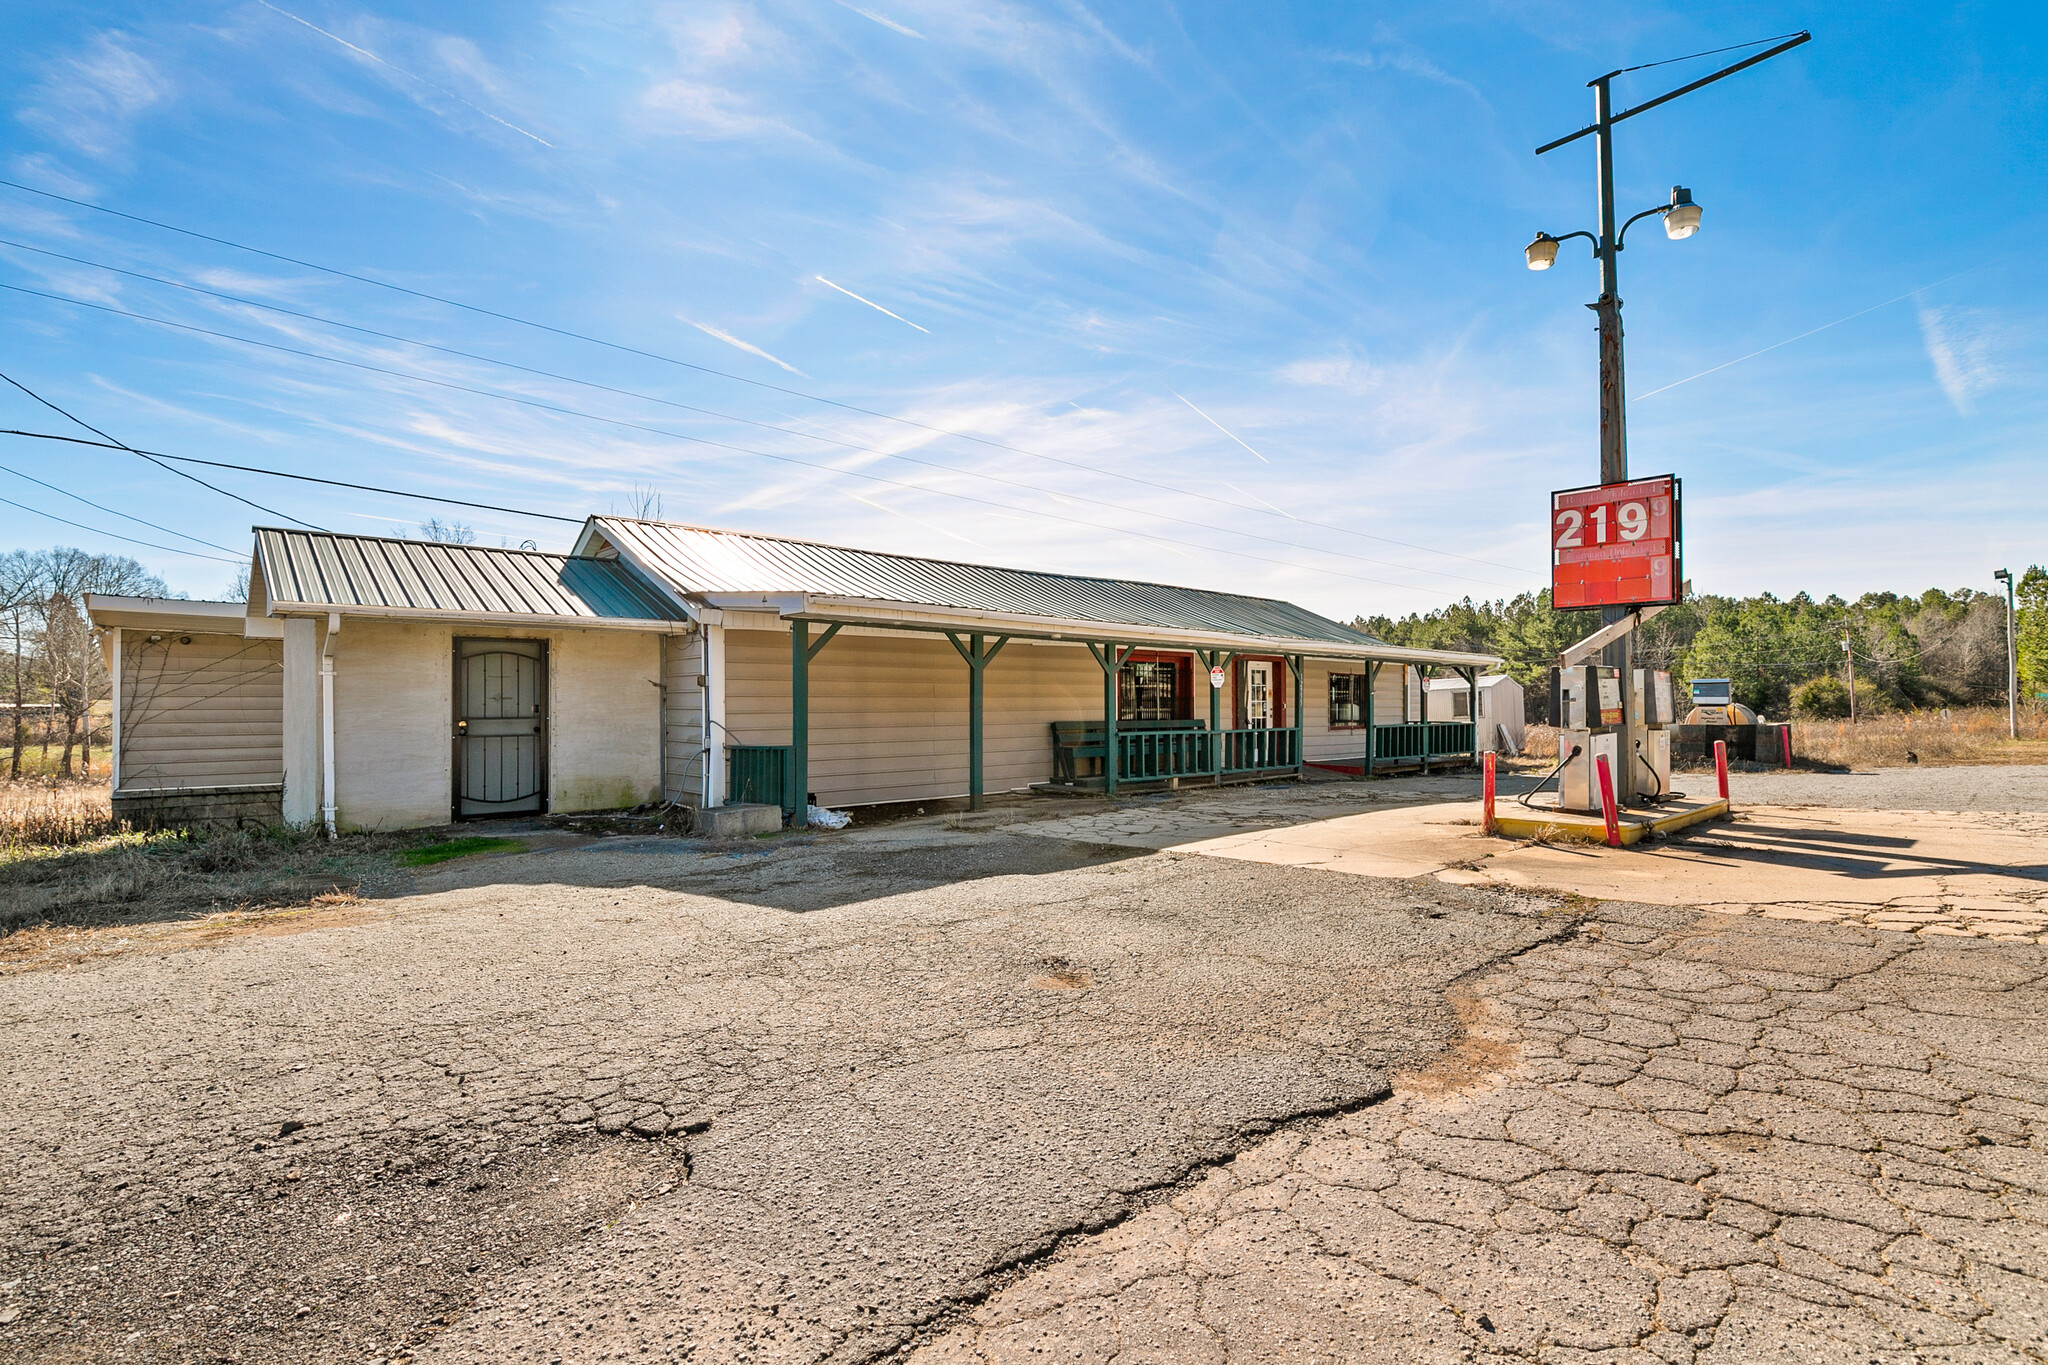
top-left (1632, 669), bottom-right (1675, 800)
top-left (1554, 664), bottom-right (1622, 813)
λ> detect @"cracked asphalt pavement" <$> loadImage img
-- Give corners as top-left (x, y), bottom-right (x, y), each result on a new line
top-left (2, 830), bottom-right (1565, 1362)
top-left (3, 775), bottom-right (2045, 1364)
top-left (913, 905), bottom-right (2048, 1364)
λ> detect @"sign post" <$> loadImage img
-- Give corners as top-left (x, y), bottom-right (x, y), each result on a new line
top-left (1552, 474), bottom-right (1680, 803)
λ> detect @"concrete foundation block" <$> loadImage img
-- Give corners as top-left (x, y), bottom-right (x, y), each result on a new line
top-left (693, 803), bottom-right (783, 837)
top-left (113, 784), bottom-right (285, 831)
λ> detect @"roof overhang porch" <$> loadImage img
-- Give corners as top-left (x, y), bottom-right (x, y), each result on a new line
top-left (707, 593), bottom-right (1497, 820)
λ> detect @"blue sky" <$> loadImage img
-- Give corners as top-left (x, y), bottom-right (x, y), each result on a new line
top-left (1, 1), bottom-right (2041, 618)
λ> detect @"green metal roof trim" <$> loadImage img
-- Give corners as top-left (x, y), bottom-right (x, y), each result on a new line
top-left (255, 528), bottom-right (686, 622)
top-left (591, 517), bottom-right (1394, 647)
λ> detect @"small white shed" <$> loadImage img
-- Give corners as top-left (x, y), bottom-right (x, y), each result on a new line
top-left (1425, 673), bottom-right (1525, 754)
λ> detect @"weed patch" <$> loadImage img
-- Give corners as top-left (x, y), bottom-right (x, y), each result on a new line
top-left (400, 836), bottom-right (526, 867)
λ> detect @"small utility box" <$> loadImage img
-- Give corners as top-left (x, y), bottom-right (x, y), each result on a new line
top-left (693, 803), bottom-right (784, 838)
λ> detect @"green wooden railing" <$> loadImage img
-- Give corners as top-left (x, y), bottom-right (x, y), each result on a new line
top-left (727, 745), bottom-right (795, 814)
top-left (1216, 726), bottom-right (1298, 774)
top-left (1371, 721), bottom-right (1474, 764)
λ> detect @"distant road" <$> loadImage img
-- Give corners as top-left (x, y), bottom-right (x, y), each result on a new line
top-left (1731, 763), bottom-right (2048, 813)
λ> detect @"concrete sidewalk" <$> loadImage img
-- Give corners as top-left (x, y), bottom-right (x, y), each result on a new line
top-left (1016, 789), bottom-right (2048, 943)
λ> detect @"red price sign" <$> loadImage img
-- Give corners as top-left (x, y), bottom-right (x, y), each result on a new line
top-left (1551, 475), bottom-right (1680, 610)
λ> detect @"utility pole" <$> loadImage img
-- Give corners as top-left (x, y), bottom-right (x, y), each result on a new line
top-left (1528, 30), bottom-right (1810, 801)
top-left (1844, 629), bottom-right (1857, 724)
top-left (1995, 568), bottom-right (2017, 739)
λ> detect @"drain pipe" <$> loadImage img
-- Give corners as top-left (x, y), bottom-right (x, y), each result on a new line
top-left (320, 612), bottom-right (339, 838)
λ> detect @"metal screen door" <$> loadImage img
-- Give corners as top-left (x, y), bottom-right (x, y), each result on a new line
top-left (1243, 660), bottom-right (1273, 729)
top-left (454, 638), bottom-right (547, 817)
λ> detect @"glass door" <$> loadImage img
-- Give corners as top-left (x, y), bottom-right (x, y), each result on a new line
top-left (1243, 660), bottom-right (1273, 729)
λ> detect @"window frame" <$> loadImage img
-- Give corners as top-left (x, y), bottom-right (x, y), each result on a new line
top-left (1328, 672), bottom-right (1368, 729)
top-left (1116, 650), bottom-right (1194, 723)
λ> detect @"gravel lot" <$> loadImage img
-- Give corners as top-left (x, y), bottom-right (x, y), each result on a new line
top-left (1730, 764), bottom-right (2048, 813)
top-left (3, 771), bottom-right (2043, 1364)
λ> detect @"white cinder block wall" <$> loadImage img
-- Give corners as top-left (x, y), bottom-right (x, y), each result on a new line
top-left (331, 620), bottom-right (663, 830)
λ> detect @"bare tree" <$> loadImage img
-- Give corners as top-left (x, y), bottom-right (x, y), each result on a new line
top-left (419, 518), bottom-right (477, 544)
top-left (0, 551), bottom-right (37, 780)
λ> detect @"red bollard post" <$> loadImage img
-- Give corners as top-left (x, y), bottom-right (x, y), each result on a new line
top-left (1714, 739), bottom-right (1730, 802)
top-left (1781, 725), bottom-right (1793, 769)
top-left (1482, 750), bottom-right (1497, 835)
top-left (1595, 753), bottom-right (1620, 847)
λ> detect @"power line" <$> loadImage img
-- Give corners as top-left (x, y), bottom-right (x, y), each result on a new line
top-left (0, 369), bottom-right (322, 531)
top-left (0, 237), bottom-right (1507, 587)
top-left (0, 456), bottom-right (242, 553)
top-left (0, 491), bottom-right (242, 564)
top-left (0, 177), bottom-right (1528, 576)
top-left (1610, 31), bottom-right (1809, 77)
top-left (0, 430), bottom-right (582, 524)
top-left (0, 283), bottom-right (1517, 593)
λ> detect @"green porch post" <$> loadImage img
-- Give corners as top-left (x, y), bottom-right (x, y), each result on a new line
top-left (1089, 642), bottom-right (1122, 796)
top-left (1364, 661), bottom-right (1378, 776)
top-left (1204, 649), bottom-right (1229, 783)
top-left (788, 620), bottom-right (841, 825)
top-left (1421, 670), bottom-right (1432, 774)
top-left (947, 632), bottom-right (1009, 811)
top-left (1465, 666), bottom-right (1480, 769)
top-left (1291, 654), bottom-right (1305, 777)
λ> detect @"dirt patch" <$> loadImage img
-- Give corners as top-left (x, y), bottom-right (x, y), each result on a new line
top-left (0, 894), bottom-right (384, 975)
top-left (1391, 982), bottom-right (1520, 1097)
top-left (0, 1135), bottom-right (689, 1365)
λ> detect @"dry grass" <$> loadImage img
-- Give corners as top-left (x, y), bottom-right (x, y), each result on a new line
top-left (0, 780), bottom-right (430, 934)
top-left (1521, 709), bottom-right (2047, 771)
top-left (1791, 707), bottom-right (2048, 769)
top-left (0, 779), bottom-right (123, 849)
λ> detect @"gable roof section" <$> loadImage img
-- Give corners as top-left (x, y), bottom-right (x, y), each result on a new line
top-left (255, 528), bottom-right (686, 624)
top-left (583, 517), bottom-right (1475, 659)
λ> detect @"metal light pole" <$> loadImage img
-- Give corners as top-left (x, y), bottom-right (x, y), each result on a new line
top-left (1995, 568), bottom-right (2017, 739)
top-left (1527, 31), bottom-right (1810, 800)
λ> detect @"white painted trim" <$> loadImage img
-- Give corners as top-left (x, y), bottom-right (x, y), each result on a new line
top-left (261, 602), bottom-right (690, 632)
top-left (704, 622), bottom-right (727, 808)
top-left (109, 630), bottom-right (122, 791)
top-left (320, 613), bottom-right (339, 838)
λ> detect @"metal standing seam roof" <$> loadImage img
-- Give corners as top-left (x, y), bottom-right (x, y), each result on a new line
top-left (254, 528), bottom-right (687, 622)
top-left (589, 517), bottom-right (1401, 649)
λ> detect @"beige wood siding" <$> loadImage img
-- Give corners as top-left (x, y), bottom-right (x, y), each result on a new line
top-left (1301, 660), bottom-right (1414, 762)
top-left (117, 629), bottom-right (283, 791)
top-left (661, 631), bottom-right (707, 805)
top-left (723, 628), bottom-right (1103, 808)
top-left (332, 620), bottom-right (664, 831)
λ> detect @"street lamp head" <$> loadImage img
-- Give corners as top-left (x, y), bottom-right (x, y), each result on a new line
top-left (1524, 232), bottom-right (1560, 270)
top-left (1664, 186), bottom-right (1702, 240)
top-left (1994, 568), bottom-right (2012, 584)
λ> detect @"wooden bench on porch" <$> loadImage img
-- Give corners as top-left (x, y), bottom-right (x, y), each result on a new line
top-left (1050, 719), bottom-right (1208, 784)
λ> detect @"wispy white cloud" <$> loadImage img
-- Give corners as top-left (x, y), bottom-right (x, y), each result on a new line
top-left (1916, 305), bottom-right (2001, 417)
top-left (685, 320), bottom-right (808, 375)
top-left (814, 275), bottom-right (930, 333)
top-left (832, 1), bottom-right (926, 40)
top-left (252, 0), bottom-right (554, 147)
top-left (17, 32), bottom-right (170, 162)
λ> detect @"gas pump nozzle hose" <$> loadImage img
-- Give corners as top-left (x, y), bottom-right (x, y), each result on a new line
top-left (1520, 744), bottom-right (1583, 809)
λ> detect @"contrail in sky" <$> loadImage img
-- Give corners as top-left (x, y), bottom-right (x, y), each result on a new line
top-left (255, 0), bottom-right (555, 148)
top-left (686, 320), bottom-right (807, 376)
top-left (1172, 391), bottom-right (1269, 463)
top-left (814, 276), bottom-right (930, 334)
top-left (832, 1), bottom-right (926, 38)
top-left (1635, 266), bottom-right (1980, 400)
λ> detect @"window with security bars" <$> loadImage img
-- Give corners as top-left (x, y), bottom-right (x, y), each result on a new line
top-left (1118, 660), bottom-right (1183, 722)
top-left (1329, 673), bottom-right (1367, 727)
